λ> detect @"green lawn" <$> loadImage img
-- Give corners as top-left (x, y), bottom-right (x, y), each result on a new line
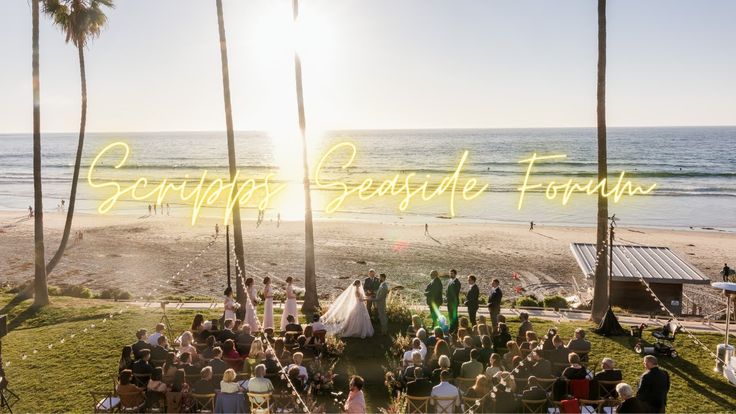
top-left (1, 294), bottom-right (734, 412)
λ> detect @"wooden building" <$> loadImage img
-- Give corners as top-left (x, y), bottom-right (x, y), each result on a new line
top-left (570, 243), bottom-right (711, 315)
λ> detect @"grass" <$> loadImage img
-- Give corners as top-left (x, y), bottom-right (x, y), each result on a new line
top-left (1, 294), bottom-right (734, 412)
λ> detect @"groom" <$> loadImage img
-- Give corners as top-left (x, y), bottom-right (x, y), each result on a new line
top-left (373, 273), bottom-right (389, 335)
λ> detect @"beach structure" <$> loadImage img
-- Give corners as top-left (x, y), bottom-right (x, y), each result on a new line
top-left (571, 243), bottom-right (710, 315)
top-left (710, 282), bottom-right (736, 386)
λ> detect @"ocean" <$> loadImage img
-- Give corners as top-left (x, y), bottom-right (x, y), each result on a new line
top-left (1, 127), bottom-right (734, 230)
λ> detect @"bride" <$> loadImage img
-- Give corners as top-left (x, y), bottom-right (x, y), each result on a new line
top-left (322, 280), bottom-right (374, 338)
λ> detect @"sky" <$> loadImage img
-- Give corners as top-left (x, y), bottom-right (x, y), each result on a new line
top-left (1, 0), bottom-right (735, 133)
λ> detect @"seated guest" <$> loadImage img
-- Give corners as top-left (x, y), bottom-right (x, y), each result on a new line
top-left (117, 370), bottom-right (145, 408)
top-left (485, 353), bottom-right (503, 380)
top-left (147, 367), bottom-right (169, 393)
top-left (594, 357), bottom-right (623, 381)
top-left (130, 349), bottom-right (153, 387)
top-left (162, 352), bottom-right (178, 384)
top-left (220, 368), bottom-right (245, 393)
top-left (150, 335), bottom-right (170, 364)
top-left (432, 355), bottom-right (453, 385)
top-left (617, 383), bottom-right (648, 413)
top-left (521, 331), bottom-right (538, 351)
top-left (406, 367), bottom-right (433, 397)
top-left (310, 314), bottom-right (326, 335)
top-left (428, 339), bottom-right (451, 371)
top-left (460, 349), bottom-right (484, 379)
top-left (248, 339), bottom-right (265, 366)
top-left (246, 364), bottom-right (275, 400)
top-left (550, 335), bottom-right (569, 375)
top-left (426, 327), bottom-right (446, 348)
top-left (296, 335), bottom-right (316, 359)
top-left (493, 323), bottom-right (512, 351)
top-left (470, 325), bottom-right (483, 349)
top-left (263, 349), bottom-right (280, 375)
top-left (207, 347), bottom-right (228, 376)
top-left (118, 345), bottom-right (134, 373)
top-left (403, 338), bottom-right (426, 366)
top-left (522, 376), bottom-right (548, 401)
top-left (529, 350), bottom-right (552, 378)
top-left (191, 313), bottom-right (206, 335)
top-left (464, 375), bottom-right (492, 412)
top-left (459, 316), bottom-right (471, 332)
top-left (219, 319), bottom-right (238, 343)
top-left (407, 314), bottom-right (424, 337)
top-left (502, 341), bottom-right (521, 370)
top-left (493, 372), bottom-right (519, 413)
top-left (131, 329), bottom-right (150, 359)
top-left (403, 351), bottom-right (428, 383)
top-left (285, 352), bottom-right (309, 384)
top-left (542, 328), bottom-right (557, 350)
top-left (567, 328), bottom-right (591, 362)
top-left (431, 370), bottom-right (462, 413)
top-left (170, 368), bottom-right (189, 393)
top-left (561, 352), bottom-right (587, 380)
top-left (284, 314), bottom-right (303, 334)
top-left (451, 336), bottom-right (473, 376)
top-left (416, 328), bottom-right (429, 352)
top-left (178, 352), bottom-right (200, 376)
top-left (517, 312), bottom-right (533, 343)
top-left (236, 325), bottom-right (254, 355)
top-left (148, 323), bottom-right (166, 347)
top-left (192, 366), bottom-right (216, 394)
top-left (200, 335), bottom-right (217, 360)
top-left (177, 331), bottom-right (198, 361)
top-left (222, 339), bottom-right (241, 362)
top-left (477, 335), bottom-right (493, 366)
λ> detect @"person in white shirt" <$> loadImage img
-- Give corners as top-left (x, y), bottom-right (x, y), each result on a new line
top-left (416, 328), bottom-right (429, 356)
top-left (245, 364), bottom-right (274, 404)
top-left (431, 370), bottom-right (462, 413)
top-left (148, 323), bottom-right (166, 347)
top-left (310, 314), bottom-right (326, 333)
top-left (284, 352), bottom-right (309, 383)
top-left (403, 338), bottom-right (427, 366)
top-left (220, 369), bottom-right (245, 394)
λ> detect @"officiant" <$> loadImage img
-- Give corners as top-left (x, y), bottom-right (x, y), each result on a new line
top-left (425, 270), bottom-right (443, 328)
top-left (364, 269), bottom-right (380, 316)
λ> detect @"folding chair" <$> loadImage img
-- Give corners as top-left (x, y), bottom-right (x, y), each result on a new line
top-left (190, 393), bottom-right (216, 413)
top-left (597, 380), bottom-right (621, 400)
top-left (580, 399), bottom-right (605, 414)
top-left (405, 395), bottom-right (430, 413)
top-left (537, 377), bottom-right (557, 394)
top-left (433, 396), bottom-right (460, 414)
top-left (146, 390), bottom-right (167, 412)
top-left (521, 398), bottom-right (549, 413)
top-left (90, 391), bottom-right (119, 413)
top-left (247, 392), bottom-right (272, 414)
top-left (117, 390), bottom-right (146, 413)
top-left (462, 396), bottom-right (483, 413)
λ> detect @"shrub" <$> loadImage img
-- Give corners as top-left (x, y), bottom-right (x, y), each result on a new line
top-left (47, 285), bottom-right (61, 296)
top-left (386, 292), bottom-right (414, 330)
top-left (58, 284), bottom-right (93, 299)
top-left (543, 295), bottom-right (569, 309)
top-left (516, 295), bottom-right (542, 308)
top-left (99, 287), bottom-right (132, 300)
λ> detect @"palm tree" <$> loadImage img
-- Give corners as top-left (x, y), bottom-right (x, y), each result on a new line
top-left (292, 0), bottom-right (319, 318)
top-left (42, 0), bottom-right (114, 275)
top-left (31, 0), bottom-right (49, 307)
top-left (591, 0), bottom-right (609, 323)
top-left (215, 0), bottom-right (247, 312)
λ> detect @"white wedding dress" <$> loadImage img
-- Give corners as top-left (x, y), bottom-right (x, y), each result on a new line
top-left (322, 284), bottom-right (374, 339)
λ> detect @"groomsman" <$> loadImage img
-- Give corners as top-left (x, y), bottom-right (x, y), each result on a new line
top-left (425, 270), bottom-right (443, 328)
top-left (488, 279), bottom-right (503, 333)
top-left (364, 269), bottom-right (380, 316)
top-left (446, 269), bottom-right (461, 333)
top-left (374, 273), bottom-right (389, 335)
top-left (464, 275), bottom-right (480, 326)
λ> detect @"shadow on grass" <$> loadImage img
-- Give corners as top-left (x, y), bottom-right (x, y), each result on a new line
top-left (659, 357), bottom-right (734, 410)
top-left (0, 287), bottom-right (34, 316)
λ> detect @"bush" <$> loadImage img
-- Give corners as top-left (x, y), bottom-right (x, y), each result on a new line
top-left (99, 287), bottom-right (132, 300)
top-left (58, 284), bottom-right (93, 299)
top-left (386, 292), bottom-right (414, 330)
top-left (47, 285), bottom-right (61, 296)
top-left (543, 295), bottom-right (569, 309)
top-left (515, 295), bottom-right (542, 308)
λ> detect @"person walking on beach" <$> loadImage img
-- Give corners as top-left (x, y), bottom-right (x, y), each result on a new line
top-left (424, 223), bottom-right (429, 236)
top-left (488, 279), bottom-right (503, 333)
top-left (446, 269), bottom-right (461, 333)
top-left (166, 203), bottom-right (170, 216)
top-left (28, 206), bottom-right (33, 218)
top-left (425, 270), bottom-right (443, 328)
top-left (215, 223), bottom-right (219, 236)
top-left (153, 204), bottom-right (157, 215)
top-left (723, 263), bottom-right (732, 282)
top-left (277, 212), bottom-right (281, 228)
top-left (465, 275), bottom-right (480, 326)
top-left (61, 199), bottom-right (65, 212)
top-left (148, 204), bottom-right (152, 215)
top-left (529, 221), bottom-right (534, 231)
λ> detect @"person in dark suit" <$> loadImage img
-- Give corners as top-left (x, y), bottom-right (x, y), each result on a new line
top-left (130, 349), bottom-right (153, 387)
top-left (465, 275), bottom-right (480, 327)
top-left (451, 336), bottom-right (473, 377)
top-left (131, 329), bottom-right (150, 360)
top-left (207, 347), bottom-right (228, 376)
top-left (446, 269), bottom-right (461, 333)
top-left (364, 269), bottom-right (380, 315)
top-left (218, 319), bottom-right (238, 343)
top-left (150, 335), bottom-right (170, 364)
top-left (424, 270), bottom-right (444, 328)
top-left (406, 367), bottom-right (434, 397)
top-left (522, 376), bottom-right (549, 401)
top-left (487, 279), bottom-right (502, 333)
top-left (617, 383), bottom-right (649, 414)
top-left (529, 350), bottom-right (552, 378)
top-left (594, 358), bottom-right (623, 397)
top-left (236, 325), bottom-right (255, 356)
top-left (636, 355), bottom-right (670, 413)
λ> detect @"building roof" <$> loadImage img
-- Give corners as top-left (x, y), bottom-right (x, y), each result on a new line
top-left (570, 243), bottom-right (710, 285)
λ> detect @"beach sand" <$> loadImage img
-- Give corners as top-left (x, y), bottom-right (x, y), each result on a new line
top-left (0, 210), bottom-right (732, 308)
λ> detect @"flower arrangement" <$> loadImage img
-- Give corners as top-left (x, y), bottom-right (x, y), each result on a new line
top-left (324, 334), bottom-right (346, 357)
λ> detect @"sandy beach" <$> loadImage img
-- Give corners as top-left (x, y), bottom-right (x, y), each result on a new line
top-left (1, 210), bottom-right (732, 308)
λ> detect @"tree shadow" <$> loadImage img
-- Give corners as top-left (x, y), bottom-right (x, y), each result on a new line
top-left (0, 286), bottom-right (34, 316)
top-left (659, 357), bottom-right (734, 409)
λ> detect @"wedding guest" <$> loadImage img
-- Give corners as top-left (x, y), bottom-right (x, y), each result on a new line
top-left (147, 367), bottom-right (169, 393)
top-left (403, 338), bottom-right (426, 366)
top-left (286, 352), bottom-right (309, 384)
top-left (465, 274), bottom-right (480, 326)
top-left (567, 328), bottom-right (591, 362)
top-left (117, 370), bottom-right (145, 408)
top-left (517, 312), bottom-right (533, 344)
top-left (429, 339), bottom-right (452, 371)
top-left (192, 367), bottom-right (216, 394)
top-left (247, 364), bottom-right (275, 398)
top-left (118, 345), bottom-right (133, 373)
top-left (150, 335), bottom-right (170, 364)
top-left (220, 368), bottom-right (245, 393)
top-left (148, 323), bottom-right (166, 347)
top-left (310, 314), bottom-right (326, 334)
top-left (636, 355), bottom-right (670, 413)
top-left (344, 375), bottom-right (367, 414)
top-left (200, 336), bottom-right (217, 360)
top-left (284, 315), bottom-right (303, 334)
top-left (177, 331), bottom-right (198, 361)
top-left (207, 347), bottom-right (228, 376)
top-left (561, 353), bottom-right (587, 380)
top-left (407, 314), bottom-right (424, 337)
top-left (432, 355), bottom-right (453, 385)
top-left (618, 383), bottom-right (648, 413)
top-left (502, 341), bottom-right (521, 370)
top-left (236, 325), bottom-right (254, 356)
top-left (178, 352), bottom-right (200, 376)
top-left (263, 277), bottom-right (274, 330)
top-left (493, 323), bottom-right (512, 351)
top-left (529, 350), bottom-right (552, 378)
top-left (477, 335), bottom-right (493, 366)
top-left (521, 376), bottom-right (548, 411)
top-left (280, 277), bottom-right (299, 331)
top-left (162, 352), bottom-right (178, 384)
top-left (464, 375), bottom-right (491, 412)
top-left (595, 358), bottom-right (623, 398)
top-left (170, 369), bottom-right (189, 393)
top-left (493, 372), bottom-right (519, 412)
top-left (131, 349), bottom-right (153, 386)
top-left (190, 314), bottom-right (206, 335)
top-left (460, 349), bottom-right (484, 379)
top-left (426, 327), bottom-right (446, 348)
top-left (430, 370), bottom-right (461, 413)
top-left (219, 319), bottom-right (237, 343)
top-left (406, 367), bottom-right (433, 397)
top-left (131, 329), bottom-right (150, 359)
top-left (249, 339), bottom-right (265, 362)
top-left (485, 353), bottom-right (503, 379)
top-left (451, 336), bottom-right (473, 376)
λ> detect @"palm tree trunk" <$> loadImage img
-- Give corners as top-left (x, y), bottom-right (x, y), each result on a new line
top-left (32, 0), bottom-right (49, 307)
top-left (215, 0), bottom-right (246, 313)
top-left (46, 43), bottom-right (87, 275)
top-left (292, 0), bottom-right (320, 319)
top-left (591, 0), bottom-right (609, 323)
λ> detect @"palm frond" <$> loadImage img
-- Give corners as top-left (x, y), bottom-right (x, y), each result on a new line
top-left (41, 0), bottom-right (114, 48)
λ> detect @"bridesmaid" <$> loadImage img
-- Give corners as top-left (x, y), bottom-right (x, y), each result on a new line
top-left (280, 277), bottom-right (299, 331)
top-left (262, 277), bottom-right (274, 330)
top-left (244, 278), bottom-right (261, 332)
top-left (223, 286), bottom-right (238, 322)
